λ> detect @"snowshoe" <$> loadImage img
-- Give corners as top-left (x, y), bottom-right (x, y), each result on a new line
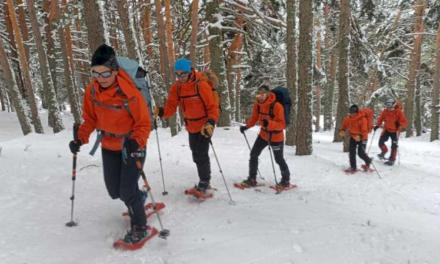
top-left (270, 182), bottom-right (297, 193)
top-left (113, 225), bottom-right (158, 251)
top-left (122, 202), bottom-right (166, 217)
top-left (184, 186), bottom-right (214, 200)
top-left (344, 168), bottom-right (359, 174)
top-left (384, 160), bottom-right (395, 166)
top-left (361, 164), bottom-right (375, 172)
top-left (233, 178), bottom-right (264, 190)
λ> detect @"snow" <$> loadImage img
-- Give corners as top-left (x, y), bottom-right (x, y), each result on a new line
top-left (0, 111), bottom-right (439, 264)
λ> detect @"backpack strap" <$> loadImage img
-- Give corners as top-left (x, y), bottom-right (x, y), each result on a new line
top-left (176, 81), bottom-right (208, 124)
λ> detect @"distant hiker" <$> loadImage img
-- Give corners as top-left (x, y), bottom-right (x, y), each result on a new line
top-left (68, 44), bottom-right (152, 244)
top-left (239, 85), bottom-right (291, 188)
top-left (154, 58), bottom-right (219, 198)
top-left (339, 104), bottom-right (372, 173)
top-left (374, 98), bottom-right (408, 166)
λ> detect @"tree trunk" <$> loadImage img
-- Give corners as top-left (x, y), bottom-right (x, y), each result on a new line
top-left (165, 0), bottom-right (176, 81)
top-left (155, 0), bottom-right (177, 136)
top-left (56, 0), bottom-right (82, 124)
top-left (206, 0), bottom-right (231, 126)
top-left (6, 0), bottom-right (44, 133)
top-left (323, 4), bottom-right (336, 131)
top-left (314, 27), bottom-right (322, 132)
top-left (0, 82), bottom-right (6, 111)
top-left (16, 0), bottom-right (31, 60)
top-left (0, 38), bottom-right (32, 135)
top-left (405, 0), bottom-right (425, 138)
top-left (415, 75), bottom-right (422, 136)
top-left (431, 24), bottom-right (440, 142)
top-left (27, 0), bottom-right (64, 133)
top-left (285, 0), bottom-right (297, 146)
top-left (189, 0), bottom-right (199, 63)
top-left (82, 0), bottom-right (106, 55)
top-left (116, 1), bottom-right (137, 59)
top-left (142, 3), bottom-right (153, 57)
top-left (295, 0), bottom-right (313, 155)
top-left (333, 0), bottom-right (351, 153)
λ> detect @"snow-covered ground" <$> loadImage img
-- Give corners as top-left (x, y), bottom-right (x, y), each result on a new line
top-left (1, 111), bottom-right (439, 264)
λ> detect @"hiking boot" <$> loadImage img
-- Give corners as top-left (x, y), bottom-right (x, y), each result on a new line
top-left (123, 225), bottom-right (148, 244)
top-left (196, 181), bottom-right (209, 193)
top-left (384, 160), bottom-right (394, 166)
top-left (279, 177), bottom-right (290, 187)
top-left (377, 153), bottom-right (386, 160)
top-left (344, 168), bottom-right (357, 174)
top-left (241, 178), bottom-right (257, 187)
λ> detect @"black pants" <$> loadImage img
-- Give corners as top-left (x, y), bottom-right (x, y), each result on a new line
top-left (189, 133), bottom-right (211, 187)
top-left (349, 138), bottom-right (371, 169)
top-left (102, 148), bottom-right (146, 227)
top-left (249, 136), bottom-right (290, 182)
top-left (378, 131), bottom-right (398, 161)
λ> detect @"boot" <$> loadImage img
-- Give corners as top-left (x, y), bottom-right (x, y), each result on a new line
top-left (384, 160), bottom-right (394, 166)
top-left (241, 177), bottom-right (257, 187)
top-left (196, 181), bottom-right (209, 193)
top-left (377, 152), bottom-right (386, 160)
top-left (123, 225), bottom-right (148, 244)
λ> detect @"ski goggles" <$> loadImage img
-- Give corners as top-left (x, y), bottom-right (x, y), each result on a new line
top-left (91, 70), bottom-right (113, 78)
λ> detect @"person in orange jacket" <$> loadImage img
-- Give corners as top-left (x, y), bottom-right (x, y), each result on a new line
top-left (68, 44), bottom-right (152, 244)
top-left (154, 58), bottom-right (219, 194)
top-left (239, 85), bottom-right (291, 187)
top-left (339, 104), bottom-right (372, 173)
top-left (374, 98), bottom-right (408, 165)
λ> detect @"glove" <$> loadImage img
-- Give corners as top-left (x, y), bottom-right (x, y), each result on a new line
top-left (338, 130), bottom-right (345, 138)
top-left (373, 125), bottom-right (379, 132)
top-left (261, 119), bottom-right (269, 128)
top-left (201, 120), bottom-right (215, 138)
top-left (153, 106), bottom-right (164, 119)
top-left (125, 138), bottom-right (142, 158)
top-left (69, 140), bottom-right (82, 154)
top-left (354, 135), bottom-right (361, 142)
top-left (239, 125), bottom-right (248, 134)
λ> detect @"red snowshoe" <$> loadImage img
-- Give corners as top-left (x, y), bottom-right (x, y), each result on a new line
top-left (122, 202), bottom-right (166, 217)
top-left (184, 186), bottom-right (214, 200)
top-left (234, 179), bottom-right (264, 190)
top-left (113, 226), bottom-right (158, 251)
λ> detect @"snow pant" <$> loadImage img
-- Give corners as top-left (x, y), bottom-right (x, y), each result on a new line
top-left (188, 132), bottom-right (211, 189)
top-left (349, 138), bottom-right (371, 170)
top-left (249, 136), bottom-right (290, 182)
top-left (378, 131), bottom-right (398, 161)
top-left (102, 148), bottom-right (146, 227)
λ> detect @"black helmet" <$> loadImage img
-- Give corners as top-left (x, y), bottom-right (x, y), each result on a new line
top-left (349, 104), bottom-right (359, 114)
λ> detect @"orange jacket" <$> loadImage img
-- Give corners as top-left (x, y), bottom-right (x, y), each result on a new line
top-left (78, 70), bottom-right (151, 151)
top-left (162, 70), bottom-right (219, 133)
top-left (246, 93), bottom-right (285, 143)
top-left (376, 107), bottom-right (407, 133)
top-left (340, 112), bottom-right (368, 141)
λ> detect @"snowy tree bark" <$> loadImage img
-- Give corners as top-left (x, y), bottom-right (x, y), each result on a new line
top-left (189, 0), bottom-right (199, 63)
top-left (323, 4), bottom-right (336, 131)
top-left (142, 3), bottom-right (153, 57)
top-left (206, 0), bottom-right (231, 127)
top-left (415, 76), bottom-right (422, 136)
top-left (333, 0), bottom-right (351, 153)
top-left (431, 24), bottom-right (440, 142)
top-left (0, 38), bottom-right (32, 135)
top-left (404, 0), bottom-right (425, 138)
top-left (27, 0), bottom-right (64, 133)
top-left (0, 84), bottom-right (6, 111)
top-left (165, 0), bottom-right (176, 81)
top-left (116, 1), bottom-right (137, 59)
top-left (82, 0), bottom-right (106, 55)
top-left (6, 0), bottom-right (44, 133)
top-left (295, 0), bottom-right (313, 155)
top-left (314, 27), bottom-right (322, 132)
top-left (285, 0), bottom-right (297, 146)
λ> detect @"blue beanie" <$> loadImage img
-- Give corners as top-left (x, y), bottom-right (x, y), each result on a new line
top-left (174, 58), bottom-right (192, 73)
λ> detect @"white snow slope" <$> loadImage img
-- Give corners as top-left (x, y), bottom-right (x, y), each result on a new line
top-left (0, 112), bottom-right (439, 264)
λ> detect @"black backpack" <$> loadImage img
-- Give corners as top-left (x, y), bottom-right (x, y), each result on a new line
top-left (270, 86), bottom-right (292, 125)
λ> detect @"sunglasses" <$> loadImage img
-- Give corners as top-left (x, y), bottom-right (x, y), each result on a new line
top-left (91, 70), bottom-right (113, 78)
top-left (175, 72), bottom-right (189, 78)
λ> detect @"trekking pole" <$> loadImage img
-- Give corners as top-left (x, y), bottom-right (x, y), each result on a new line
top-left (369, 161), bottom-right (383, 179)
top-left (397, 131), bottom-right (401, 166)
top-left (135, 159), bottom-right (170, 239)
top-left (66, 123), bottom-right (80, 227)
top-left (209, 140), bottom-right (236, 205)
top-left (154, 119), bottom-right (168, 195)
top-left (267, 137), bottom-right (280, 194)
top-left (367, 130), bottom-right (376, 155)
top-left (242, 132), bottom-right (265, 180)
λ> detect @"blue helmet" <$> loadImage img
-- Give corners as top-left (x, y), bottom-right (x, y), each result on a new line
top-left (174, 58), bottom-right (192, 73)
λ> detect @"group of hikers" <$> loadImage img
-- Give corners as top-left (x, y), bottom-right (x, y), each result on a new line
top-left (67, 44), bottom-right (408, 247)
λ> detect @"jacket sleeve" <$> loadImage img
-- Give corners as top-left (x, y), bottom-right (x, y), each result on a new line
top-left (128, 92), bottom-right (151, 148)
top-left (340, 117), bottom-right (349, 131)
top-left (162, 84), bottom-right (179, 119)
top-left (78, 85), bottom-right (97, 144)
top-left (376, 111), bottom-right (384, 127)
top-left (198, 81), bottom-right (219, 123)
top-left (360, 117), bottom-right (368, 140)
top-left (397, 110), bottom-right (408, 129)
top-left (246, 103), bottom-right (259, 128)
top-left (267, 103), bottom-right (285, 131)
